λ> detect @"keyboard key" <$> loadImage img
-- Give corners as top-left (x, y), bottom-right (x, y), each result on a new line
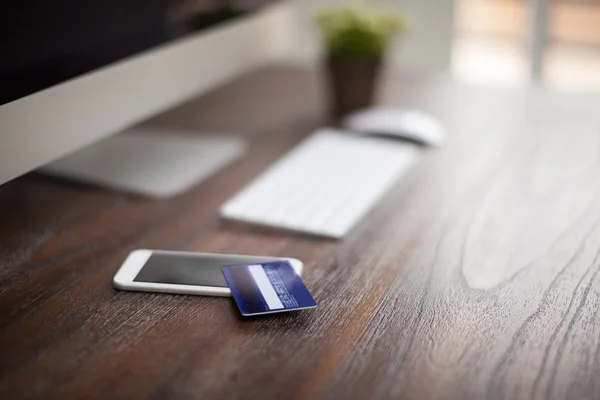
top-left (220, 129), bottom-right (419, 238)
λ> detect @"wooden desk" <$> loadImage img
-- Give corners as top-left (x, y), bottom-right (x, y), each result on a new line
top-left (2, 67), bottom-right (600, 399)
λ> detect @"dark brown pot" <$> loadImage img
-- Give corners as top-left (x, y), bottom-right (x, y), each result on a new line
top-left (325, 55), bottom-right (382, 120)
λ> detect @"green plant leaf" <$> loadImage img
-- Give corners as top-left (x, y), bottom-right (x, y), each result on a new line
top-left (315, 3), bottom-right (408, 59)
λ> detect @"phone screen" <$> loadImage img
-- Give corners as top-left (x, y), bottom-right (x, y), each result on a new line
top-left (133, 253), bottom-right (281, 288)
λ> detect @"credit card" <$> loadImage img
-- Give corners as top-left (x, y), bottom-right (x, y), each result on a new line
top-left (222, 260), bottom-right (317, 316)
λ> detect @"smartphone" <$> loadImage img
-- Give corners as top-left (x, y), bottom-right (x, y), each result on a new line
top-left (113, 249), bottom-right (304, 297)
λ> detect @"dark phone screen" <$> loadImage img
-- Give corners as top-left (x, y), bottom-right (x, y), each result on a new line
top-left (134, 252), bottom-right (282, 287)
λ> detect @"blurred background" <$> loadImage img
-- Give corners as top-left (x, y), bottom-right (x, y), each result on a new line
top-left (3, 0), bottom-right (599, 193)
top-left (454, 0), bottom-right (600, 90)
top-left (285, 0), bottom-right (455, 71)
top-left (288, 0), bottom-right (600, 91)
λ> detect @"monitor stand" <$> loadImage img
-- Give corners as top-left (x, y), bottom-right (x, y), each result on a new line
top-left (40, 127), bottom-right (246, 198)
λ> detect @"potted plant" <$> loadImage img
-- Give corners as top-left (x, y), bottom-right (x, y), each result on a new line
top-left (315, 3), bottom-right (407, 118)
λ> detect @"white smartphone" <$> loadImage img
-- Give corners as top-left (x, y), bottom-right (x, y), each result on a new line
top-left (113, 249), bottom-right (304, 297)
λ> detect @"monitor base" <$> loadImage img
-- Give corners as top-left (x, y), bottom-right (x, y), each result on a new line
top-left (40, 127), bottom-right (246, 198)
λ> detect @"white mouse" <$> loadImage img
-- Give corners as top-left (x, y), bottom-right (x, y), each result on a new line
top-left (343, 107), bottom-right (446, 147)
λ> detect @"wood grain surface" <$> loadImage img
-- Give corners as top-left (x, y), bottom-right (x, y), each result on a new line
top-left (2, 66), bottom-right (600, 400)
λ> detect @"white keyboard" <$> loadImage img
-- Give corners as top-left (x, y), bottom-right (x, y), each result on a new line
top-left (221, 130), bottom-right (419, 238)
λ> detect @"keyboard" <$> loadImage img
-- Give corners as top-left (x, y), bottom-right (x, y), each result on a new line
top-left (220, 129), bottom-right (419, 238)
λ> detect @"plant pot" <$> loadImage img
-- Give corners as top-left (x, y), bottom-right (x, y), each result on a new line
top-left (325, 55), bottom-right (382, 119)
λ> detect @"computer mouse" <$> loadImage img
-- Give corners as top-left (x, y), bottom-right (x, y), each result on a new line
top-left (342, 107), bottom-right (446, 147)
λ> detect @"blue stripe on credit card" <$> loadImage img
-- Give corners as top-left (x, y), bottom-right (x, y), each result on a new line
top-left (222, 260), bottom-right (317, 316)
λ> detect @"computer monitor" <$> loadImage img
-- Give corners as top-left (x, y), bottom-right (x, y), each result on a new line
top-left (0, 1), bottom-right (285, 196)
